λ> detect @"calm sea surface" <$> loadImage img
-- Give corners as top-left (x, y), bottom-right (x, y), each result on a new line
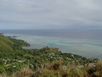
top-left (1, 29), bottom-right (102, 58)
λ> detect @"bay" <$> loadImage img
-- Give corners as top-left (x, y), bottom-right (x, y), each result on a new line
top-left (1, 29), bottom-right (102, 58)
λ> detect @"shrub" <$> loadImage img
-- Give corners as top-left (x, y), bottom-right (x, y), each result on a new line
top-left (0, 66), bottom-right (5, 73)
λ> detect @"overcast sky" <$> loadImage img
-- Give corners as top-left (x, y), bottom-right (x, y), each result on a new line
top-left (0, 0), bottom-right (102, 29)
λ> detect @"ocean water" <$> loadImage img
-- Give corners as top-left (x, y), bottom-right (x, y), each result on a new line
top-left (1, 29), bottom-right (102, 58)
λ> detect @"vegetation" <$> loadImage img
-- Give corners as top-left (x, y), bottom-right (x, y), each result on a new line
top-left (0, 34), bottom-right (13, 52)
top-left (0, 34), bottom-right (102, 77)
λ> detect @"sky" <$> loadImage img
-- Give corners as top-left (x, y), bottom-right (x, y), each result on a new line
top-left (0, 0), bottom-right (102, 29)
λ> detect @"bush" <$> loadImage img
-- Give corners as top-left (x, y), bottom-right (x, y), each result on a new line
top-left (0, 66), bottom-right (5, 73)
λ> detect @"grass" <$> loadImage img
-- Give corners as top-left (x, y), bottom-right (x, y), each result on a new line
top-left (0, 34), bottom-right (13, 51)
top-left (1, 60), bottom-right (102, 77)
top-left (87, 59), bottom-right (102, 77)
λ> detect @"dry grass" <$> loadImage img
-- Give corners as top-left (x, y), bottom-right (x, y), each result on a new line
top-left (2, 60), bottom-right (102, 77)
top-left (95, 59), bottom-right (102, 71)
top-left (0, 73), bottom-right (8, 77)
top-left (19, 67), bottom-right (34, 77)
top-left (11, 67), bottom-right (34, 77)
top-left (33, 61), bottom-right (88, 77)
top-left (47, 60), bottom-right (63, 70)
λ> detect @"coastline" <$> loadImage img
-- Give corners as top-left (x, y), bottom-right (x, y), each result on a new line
top-left (3, 33), bottom-right (102, 58)
top-left (0, 33), bottom-right (101, 77)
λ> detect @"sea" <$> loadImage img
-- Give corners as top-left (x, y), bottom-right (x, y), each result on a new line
top-left (0, 29), bottom-right (102, 58)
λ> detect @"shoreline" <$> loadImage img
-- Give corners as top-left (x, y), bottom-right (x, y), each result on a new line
top-left (2, 33), bottom-right (102, 59)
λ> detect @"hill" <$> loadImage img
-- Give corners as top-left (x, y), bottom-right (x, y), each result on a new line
top-left (0, 34), bottom-right (13, 52)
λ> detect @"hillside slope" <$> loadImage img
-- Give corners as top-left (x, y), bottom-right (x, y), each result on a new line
top-left (0, 34), bottom-right (13, 52)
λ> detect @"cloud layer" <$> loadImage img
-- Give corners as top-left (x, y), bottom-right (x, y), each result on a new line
top-left (0, 0), bottom-right (102, 29)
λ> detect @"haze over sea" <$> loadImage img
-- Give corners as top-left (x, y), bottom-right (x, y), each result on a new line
top-left (1, 29), bottom-right (102, 58)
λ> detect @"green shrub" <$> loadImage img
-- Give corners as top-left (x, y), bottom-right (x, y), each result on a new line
top-left (0, 66), bottom-right (5, 73)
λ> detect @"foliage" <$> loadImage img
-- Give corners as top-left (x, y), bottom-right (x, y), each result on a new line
top-left (0, 34), bottom-right (101, 77)
top-left (0, 66), bottom-right (5, 73)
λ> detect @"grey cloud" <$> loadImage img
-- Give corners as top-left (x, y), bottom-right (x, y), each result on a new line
top-left (0, 0), bottom-right (102, 29)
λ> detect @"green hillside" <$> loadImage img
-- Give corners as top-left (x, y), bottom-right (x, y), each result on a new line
top-left (0, 34), bottom-right (13, 52)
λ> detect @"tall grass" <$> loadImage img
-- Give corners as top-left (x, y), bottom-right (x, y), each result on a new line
top-left (1, 60), bottom-right (102, 77)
